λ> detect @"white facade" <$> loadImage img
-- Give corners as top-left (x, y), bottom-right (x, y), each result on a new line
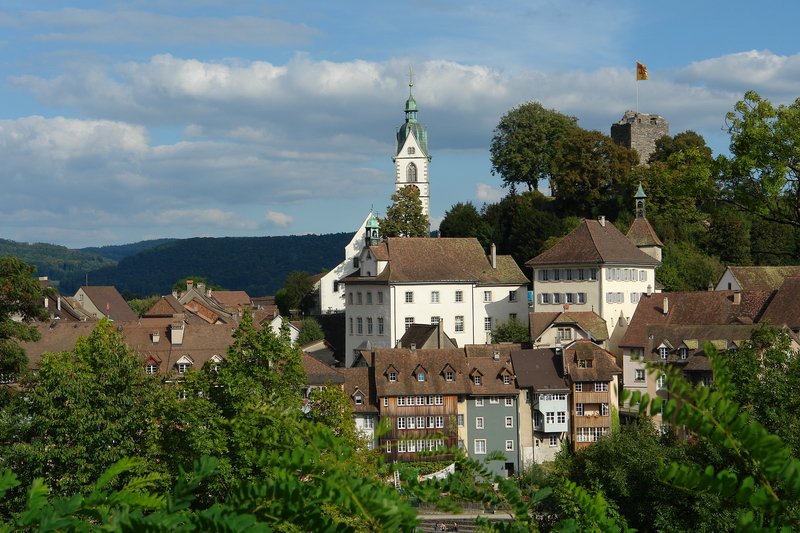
top-left (394, 130), bottom-right (430, 217)
top-left (343, 282), bottom-right (528, 367)
top-left (316, 212), bottom-right (375, 314)
top-left (531, 265), bottom-right (655, 347)
top-left (714, 268), bottom-right (742, 291)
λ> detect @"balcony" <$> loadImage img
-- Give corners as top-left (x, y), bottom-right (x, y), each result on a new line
top-left (573, 414), bottom-right (610, 428)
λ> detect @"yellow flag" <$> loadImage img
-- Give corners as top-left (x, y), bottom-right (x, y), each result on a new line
top-left (636, 62), bottom-right (648, 81)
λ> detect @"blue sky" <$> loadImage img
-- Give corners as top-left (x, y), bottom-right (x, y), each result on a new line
top-left (2, 1), bottom-right (799, 248)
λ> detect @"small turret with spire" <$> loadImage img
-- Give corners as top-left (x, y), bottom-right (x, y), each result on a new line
top-left (626, 182), bottom-right (663, 262)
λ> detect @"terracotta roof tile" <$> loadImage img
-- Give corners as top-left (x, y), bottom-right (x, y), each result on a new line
top-left (626, 217), bottom-right (664, 248)
top-left (724, 266), bottom-right (800, 291)
top-left (302, 353), bottom-right (344, 385)
top-left (563, 340), bottom-right (621, 381)
top-left (511, 348), bottom-right (569, 391)
top-left (78, 286), bottom-right (138, 321)
top-left (530, 311), bottom-right (608, 342)
top-left (759, 276), bottom-right (800, 329)
top-left (526, 219), bottom-right (660, 267)
top-left (341, 367), bottom-right (379, 413)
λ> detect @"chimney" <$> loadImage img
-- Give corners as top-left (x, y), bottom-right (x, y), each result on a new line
top-left (172, 290), bottom-right (178, 298)
top-left (207, 289), bottom-right (212, 298)
top-left (491, 243), bottom-right (497, 269)
top-left (647, 284), bottom-right (652, 296)
top-left (186, 280), bottom-right (193, 290)
top-left (733, 292), bottom-right (742, 305)
top-left (438, 318), bottom-right (445, 347)
top-left (151, 330), bottom-right (160, 343)
top-left (170, 322), bottom-right (184, 345)
top-left (493, 350), bottom-right (500, 361)
top-left (662, 296), bottom-right (669, 315)
top-left (410, 343), bottom-right (416, 351)
top-left (44, 296), bottom-right (48, 308)
top-left (598, 215), bottom-right (606, 227)
top-left (197, 283), bottom-right (205, 293)
top-left (57, 297), bottom-right (61, 311)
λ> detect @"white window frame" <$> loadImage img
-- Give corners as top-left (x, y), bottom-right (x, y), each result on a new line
top-left (474, 439), bottom-right (487, 454)
top-left (404, 291), bottom-right (413, 303)
top-left (475, 397), bottom-right (484, 407)
top-left (505, 440), bottom-right (514, 451)
top-left (476, 417), bottom-right (484, 429)
top-left (505, 397), bottom-right (513, 407)
top-left (455, 315), bottom-right (464, 333)
top-left (505, 416), bottom-right (513, 428)
top-left (431, 291), bottom-right (440, 303)
top-left (483, 290), bottom-right (492, 302)
top-left (455, 290), bottom-right (463, 302)
top-left (634, 369), bottom-right (645, 382)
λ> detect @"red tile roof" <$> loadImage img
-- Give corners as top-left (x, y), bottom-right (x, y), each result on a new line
top-left (78, 286), bottom-right (138, 321)
top-left (626, 217), bottom-right (664, 248)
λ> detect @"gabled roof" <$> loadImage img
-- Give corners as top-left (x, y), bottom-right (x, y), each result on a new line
top-left (466, 350), bottom-right (518, 395)
top-left (340, 367), bottom-right (378, 414)
top-left (751, 276), bottom-right (800, 330)
top-left (344, 238), bottom-right (528, 285)
top-left (636, 323), bottom-right (759, 363)
top-left (626, 217), bottom-right (664, 248)
top-left (371, 348), bottom-right (468, 396)
top-left (525, 219), bottom-right (660, 267)
top-left (144, 295), bottom-right (184, 317)
top-left (211, 291), bottom-right (251, 310)
top-left (302, 353), bottom-right (344, 386)
top-left (563, 340), bottom-right (621, 382)
top-left (77, 286), bottom-right (138, 321)
top-left (530, 311), bottom-right (609, 343)
top-left (398, 323), bottom-right (457, 349)
top-left (620, 291), bottom-right (774, 348)
top-left (722, 266), bottom-right (800, 291)
top-left (511, 348), bottom-right (569, 392)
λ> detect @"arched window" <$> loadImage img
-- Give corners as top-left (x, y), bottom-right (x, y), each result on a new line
top-left (407, 163), bottom-right (417, 182)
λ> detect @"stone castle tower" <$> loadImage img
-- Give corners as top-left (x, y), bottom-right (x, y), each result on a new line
top-left (611, 111), bottom-right (669, 165)
top-left (392, 76), bottom-right (431, 217)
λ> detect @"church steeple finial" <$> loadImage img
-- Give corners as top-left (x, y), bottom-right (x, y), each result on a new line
top-left (408, 65), bottom-right (414, 94)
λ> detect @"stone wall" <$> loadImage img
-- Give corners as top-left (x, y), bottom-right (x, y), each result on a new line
top-left (611, 110), bottom-right (669, 165)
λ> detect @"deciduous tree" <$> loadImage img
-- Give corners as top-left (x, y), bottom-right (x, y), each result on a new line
top-left (379, 185), bottom-right (429, 238)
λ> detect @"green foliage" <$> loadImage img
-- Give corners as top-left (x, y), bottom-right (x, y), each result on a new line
top-left (722, 91), bottom-right (800, 229)
top-left (705, 210), bottom-right (752, 265)
top-left (126, 294), bottom-right (161, 317)
top-left (550, 129), bottom-right (640, 220)
top-left (657, 241), bottom-right (724, 291)
top-left (0, 240), bottom-right (115, 289)
top-left (439, 202), bottom-right (492, 247)
top-left (623, 344), bottom-right (800, 531)
top-left (306, 385), bottom-right (360, 447)
top-left (297, 317), bottom-right (325, 346)
top-left (275, 271), bottom-right (315, 316)
top-left (172, 276), bottom-right (225, 292)
top-left (491, 317), bottom-right (530, 343)
top-left (490, 101), bottom-right (579, 191)
top-left (379, 185), bottom-right (430, 238)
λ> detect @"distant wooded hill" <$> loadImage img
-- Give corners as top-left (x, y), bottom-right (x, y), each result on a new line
top-left (3, 234), bottom-right (351, 298)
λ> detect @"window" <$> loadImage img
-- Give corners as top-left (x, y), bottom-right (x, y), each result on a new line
top-left (416, 396), bottom-right (425, 405)
top-left (505, 416), bottom-right (513, 428)
top-left (576, 403), bottom-right (584, 416)
top-left (679, 347), bottom-right (688, 360)
top-left (546, 412), bottom-right (555, 424)
top-left (505, 397), bottom-right (513, 407)
top-left (476, 417), bottom-right (484, 429)
top-left (397, 440), bottom-right (407, 452)
top-left (354, 394), bottom-right (363, 406)
top-left (455, 290), bottom-right (463, 302)
top-left (458, 414), bottom-right (464, 427)
top-left (367, 317), bottom-right (373, 335)
top-left (434, 395), bottom-right (443, 405)
top-left (505, 440), bottom-right (514, 451)
top-left (475, 397), bottom-right (484, 407)
top-left (549, 436), bottom-right (559, 447)
top-left (577, 359), bottom-right (592, 369)
top-left (348, 292), bottom-right (354, 304)
top-left (349, 318), bottom-right (353, 335)
top-left (574, 383), bottom-right (583, 392)
top-left (435, 416), bottom-right (444, 428)
top-left (405, 291), bottom-right (413, 303)
top-left (377, 317), bottom-right (384, 335)
top-left (490, 396), bottom-right (500, 404)
top-left (364, 417), bottom-right (374, 429)
top-left (657, 373), bottom-right (667, 390)
top-left (176, 389), bottom-right (188, 400)
top-left (405, 317), bottom-right (414, 331)
top-left (634, 369), bottom-right (645, 382)
top-left (377, 291), bottom-right (384, 304)
top-left (640, 270), bottom-right (647, 281)
top-left (484, 317), bottom-right (492, 331)
top-left (602, 403), bottom-right (609, 416)
top-left (553, 293), bottom-right (562, 305)
top-left (431, 291), bottom-right (440, 303)
top-left (577, 427), bottom-right (608, 442)
top-left (557, 327), bottom-right (572, 341)
top-left (483, 291), bottom-right (492, 302)
top-left (357, 317), bottom-right (363, 335)
top-left (509, 313), bottom-right (517, 322)
top-left (503, 375), bottom-right (511, 385)
top-left (430, 316), bottom-right (440, 325)
top-left (145, 363), bottom-right (158, 374)
top-left (383, 397), bottom-right (388, 406)
top-left (474, 439), bottom-right (487, 454)
top-left (455, 315), bottom-right (464, 332)
top-left (577, 293), bottom-right (587, 304)
top-left (357, 292), bottom-right (362, 305)
top-left (353, 258), bottom-right (359, 268)
top-left (388, 372), bottom-right (397, 382)
top-left (407, 417), bottom-right (415, 429)
top-left (397, 396), bottom-right (406, 406)
top-left (366, 292), bottom-right (372, 304)
top-left (594, 382), bottom-right (608, 392)
top-left (417, 416), bottom-right (425, 429)
top-left (557, 412), bottom-right (566, 424)
top-left (177, 362), bottom-right (191, 374)
top-left (445, 370), bottom-right (454, 381)
top-left (659, 347), bottom-right (669, 360)
top-left (509, 290), bottom-right (517, 302)
top-left (408, 146), bottom-right (415, 155)
top-left (407, 162), bottom-right (418, 182)
top-left (540, 293), bottom-right (551, 304)
top-left (588, 269), bottom-right (598, 281)
top-left (565, 293), bottom-right (574, 304)
top-left (539, 269), bottom-right (549, 282)
top-left (417, 372), bottom-right (426, 382)
top-left (473, 375), bottom-right (482, 386)
top-left (397, 418), bottom-right (406, 430)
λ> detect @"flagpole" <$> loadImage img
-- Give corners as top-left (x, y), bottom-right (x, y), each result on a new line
top-left (635, 61), bottom-right (639, 113)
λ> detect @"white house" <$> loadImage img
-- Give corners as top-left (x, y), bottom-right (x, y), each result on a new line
top-left (341, 237), bottom-right (530, 367)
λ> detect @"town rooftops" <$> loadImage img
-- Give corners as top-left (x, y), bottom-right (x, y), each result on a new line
top-left (626, 217), bottom-right (664, 248)
top-left (77, 286), bottom-right (138, 321)
top-left (525, 218), bottom-right (660, 267)
top-left (563, 340), bottom-right (621, 382)
top-left (718, 266), bottom-right (800, 291)
top-left (510, 348), bottom-right (569, 392)
top-left (759, 276), bottom-right (800, 330)
top-left (344, 237), bottom-right (528, 285)
top-left (530, 311), bottom-right (609, 343)
top-left (398, 323), bottom-right (458, 349)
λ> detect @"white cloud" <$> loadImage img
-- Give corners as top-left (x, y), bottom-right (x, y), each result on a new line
top-left (476, 183), bottom-right (504, 203)
top-left (151, 209), bottom-right (259, 230)
top-left (265, 211), bottom-right (293, 227)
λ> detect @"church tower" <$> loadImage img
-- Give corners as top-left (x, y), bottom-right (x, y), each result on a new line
top-left (626, 183), bottom-right (663, 262)
top-left (393, 72), bottom-right (431, 217)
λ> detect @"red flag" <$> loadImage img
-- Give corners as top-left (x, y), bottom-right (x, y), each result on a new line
top-left (636, 62), bottom-right (648, 81)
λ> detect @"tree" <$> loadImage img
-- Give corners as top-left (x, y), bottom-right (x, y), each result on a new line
top-left (126, 294), bottom-right (161, 317)
top-left (171, 276), bottom-right (223, 293)
top-left (275, 270), bottom-right (314, 316)
top-left (438, 202), bottom-right (491, 247)
top-left (0, 320), bottom-right (170, 503)
top-left (379, 185), bottom-right (429, 238)
top-left (490, 101), bottom-right (578, 191)
top-left (297, 317), bottom-right (325, 346)
top-left (550, 129), bottom-right (640, 219)
top-left (649, 130), bottom-right (713, 164)
top-left (491, 317), bottom-right (530, 343)
top-left (705, 210), bottom-right (752, 265)
top-left (0, 257), bottom-right (48, 381)
top-left (722, 91), bottom-right (800, 229)
top-left (307, 385), bottom-right (359, 446)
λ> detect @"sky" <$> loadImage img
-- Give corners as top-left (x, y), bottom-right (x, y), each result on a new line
top-left (2, 1), bottom-right (800, 249)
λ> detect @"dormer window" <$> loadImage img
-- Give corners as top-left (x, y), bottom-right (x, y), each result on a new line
top-left (175, 355), bottom-right (193, 375)
top-left (417, 372), bottom-right (426, 382)
top-left (659, 347), bottom-right (669, 360)
top-left (445, 371), bottom-right (454, 381)
top-left (145, 362), bottom-right (158, 374)
top-left (388, 372), bottom-right (397, 382)
top-left (577, 359), bottom-right (593, 369)
top-left (679, 347), bottom-right (688, 360)
top-left (503, 375), bottom-right (511, 385)
top-left (354, 394), bottom-right (363, 406)
top-left (177, 362), bottom-right (190, 374)
top-left (473, 375), bottom-right (482, 385)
